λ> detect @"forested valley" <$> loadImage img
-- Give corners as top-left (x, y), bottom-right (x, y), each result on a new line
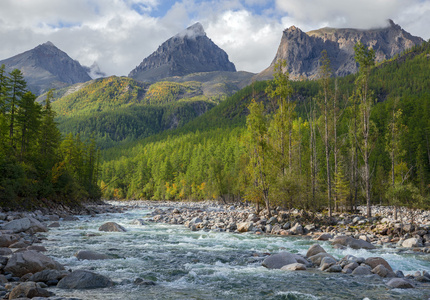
top-left (100, 41), bottom-right (430, 216)
top-left (0, 65), bottom-right (101, 209)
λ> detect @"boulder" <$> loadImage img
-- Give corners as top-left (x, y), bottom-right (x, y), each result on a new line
top-left (57, 269), bottom-right (114, 289)
top-left (27, 245), bottom-right (47, 252)
top-left (75, 250), bottom-right (111, 260)
top-left (4, 250), bottom-right (64, 277)
top-left (331, 235), bottom-right (376, 249)
top-left (262, 252), bottom-right (298, 269)
top-left (48, 222), bottom-right (60, 228)
top-left (98, 222), bottom-right (126, 232)
top-left (351, 265), bottom-right (372, 276)
top-left (131, 219), bottom-right (146, 226)
top-left (280, 263), bottom-right (307, 271)
top-left (0, 247), bottom-right (12, 255)
top-left (8, 281), bottom-right (52, 299)
top-left (364, 257), bottom-right (393, 272)
top-left (325, 264), bottom-right (342, 272)
top-left (386, 278), bottom-right (414, 289)
top-left (372, 264), bottom-right (396, 278)
top-left (306, 244), bottom-right (326, 258)
top-left (402, 237), bottom-right (423, 248)
top-left (290, 223), bottom-right (304, 235)
top-left (1, 217), bottom-right (47, 233)
top-left (320, 256), bottom-right (337, 271)
top-left (29, 269), bottom-right (70, 284)
top-left (308, 252), bottom-right (336, 266)
top-left (237, 222), bottom-right (254, 233)
top-left (315, 233), bottom-right (333, 241)
top-left (0, 234), bottom-right (19, 247)
top-left (342, 262), bottom-right (359, 273)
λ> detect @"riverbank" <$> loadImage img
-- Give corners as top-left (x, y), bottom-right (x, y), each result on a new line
top-left (0, 200), bottom-right (429, 299)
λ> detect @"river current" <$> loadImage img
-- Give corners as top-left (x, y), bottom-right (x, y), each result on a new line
top-left (42, 204), bottom-right (430, 300)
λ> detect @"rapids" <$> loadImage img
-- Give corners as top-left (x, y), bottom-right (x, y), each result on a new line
top-left (42, 204), bottom-right (430, 300)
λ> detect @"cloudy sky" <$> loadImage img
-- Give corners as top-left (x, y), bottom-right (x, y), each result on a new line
top-left (1, 0), bottom-right (429, 76)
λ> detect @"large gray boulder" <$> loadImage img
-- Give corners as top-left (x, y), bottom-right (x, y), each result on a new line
top-left (29, 269), bottom-right (70, 284)
top-left (308, 252), bottom-right (336, 266)
top-left (8, 281), bottom-right (52, 299)
top-left (320, 256), bottom-right (337, 271)
top-left (57, 269), bottom-right (114, 289)
top-left (386, 278), bottom-right (414, 289)
top-left (306, 244), bottom-right (326, 258)
top-left (237, 222), bottom-right (254, 233)
top-left (364, 257), bottom-right (393, 272)
top-left (402, 238), bottom-right (423, 248)
top-left (262, 252), bottom-right (299, 269)
top-left (4, 250), bottom-right (64, 277)
top-left (351, 265), bottom-right (372, 276)
top-left (331, 235), bottom-right (376, 250)
top-left (1, 217), bottom-right (47, 233)
top-left (372, 264), bottom-right (396, 278)
top-left (0, 233), bottom-right (19, 247)
top-left (98, 222), bottom-right (126, 232)
top-left (75, 250), bottom-right (111, 260)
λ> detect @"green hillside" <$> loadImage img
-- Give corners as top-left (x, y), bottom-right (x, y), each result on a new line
top-left (99, 41), bottom-right (430, 213)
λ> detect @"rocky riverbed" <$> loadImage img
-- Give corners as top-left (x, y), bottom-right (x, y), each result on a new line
top-left (0, 200), bottom-right (429, 299)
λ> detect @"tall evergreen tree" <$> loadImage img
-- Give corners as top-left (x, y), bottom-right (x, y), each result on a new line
top-left (6, 69), bottom-right (27, 149)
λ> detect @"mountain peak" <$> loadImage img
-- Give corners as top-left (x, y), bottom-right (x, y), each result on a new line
top-left (43, 41), bottom-right (56, 47)
top-left (128, 23), bottom-right (235, 82)
top-left (177, 22), bottom-right (206, 39)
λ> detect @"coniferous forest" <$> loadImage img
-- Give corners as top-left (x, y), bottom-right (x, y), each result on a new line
top-left (99, 41), bottom-right (430, 216)
top-left (0, 65), bottom-right (101, 209)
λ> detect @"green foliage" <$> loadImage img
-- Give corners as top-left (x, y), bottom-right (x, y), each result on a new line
top-left (0, 70), bottom-right (100, 209)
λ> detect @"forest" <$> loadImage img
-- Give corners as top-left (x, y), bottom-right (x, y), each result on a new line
top-left (0, 65), bottom-right (101, 209)
top-left (99, 41), bottom-right (430, 217)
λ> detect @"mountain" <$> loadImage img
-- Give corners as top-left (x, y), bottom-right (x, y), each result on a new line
top-left (0, 41), bottom-right (91, 95)
top-left (257, 20), bottom-right (424, 80)
top-left (128, 23), bottom-right (236, 82)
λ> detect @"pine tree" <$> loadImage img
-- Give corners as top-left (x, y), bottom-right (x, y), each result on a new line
top-left (6, 69), bottom-right (27, 149)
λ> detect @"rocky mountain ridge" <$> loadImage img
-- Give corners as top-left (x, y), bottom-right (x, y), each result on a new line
top-left (0, 41), bottom-right (91, 95)
top-left (257, 20), bottom-right (424, 80)
top-left (128, 23), bottom-right (236, 83)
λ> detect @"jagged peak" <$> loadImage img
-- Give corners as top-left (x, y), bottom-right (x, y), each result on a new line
top-left (42, 41), bottom-right (56, 47)
top-left (176, 22), bottom-right (206, 39)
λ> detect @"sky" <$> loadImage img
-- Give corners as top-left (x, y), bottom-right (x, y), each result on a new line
top-left (0, 0), bottom-right (429, 76)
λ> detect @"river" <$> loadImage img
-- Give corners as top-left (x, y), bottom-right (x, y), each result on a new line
top-left (42, 203), bottom-right (430, 300)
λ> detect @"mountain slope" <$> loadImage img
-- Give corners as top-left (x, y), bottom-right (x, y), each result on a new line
top-left (0, 42), bottom-right (91, 95)
top-left (257, 20), bottom-right (424, 80)
top-left (128, 23), bottom-right (236, 82)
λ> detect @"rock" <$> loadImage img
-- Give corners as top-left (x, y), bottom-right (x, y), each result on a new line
top-left (9, 240), bottom-right (28, 249)
top-left (270, 225), bottom-right (282, 234)
top-left (29, 269), bottom-right (70, 284)
top-left (320, 256), bottom-right (337, 271)
top-left (308, 252), bottom-right (336, 266)
top-left (351, 265), bottom-right (372, 276)
top-left (57, 269), bottom-right (114, 289)
top-left (306, 244), bottom-right (326, 258)
top-left (98, 222), bottom-right (126, 232)
top-left (134, 278), bottom-right (156, 285)
top-left (48, 222), bottom-right (60, 228)
top-left (372, 264), bottom-right (396, 278)
top-left (402, 237), bottom-right (423, 248)
top-left (364, 257), bottom-right (393, 272)
top-left (280, 263), bottom-right (307, 271)
top-left (27, 245), bottom-right (47, 252)
top-left (237, 222), bottom-right (254, 233)
top-left (8, 281), bottom-right (52, 299)
top-left (0, 247), bottom-right (12, 255)
top-left (190, 217), bottom-right (203, 225)
top-left (331, 235), bottom-right (376, 249)
top-left (386, 278), bottom-right (414, 289)
top-left (131, 219), bottom-right (146, 226)
top-left (325, 264), bottom-right (342, 272)
top-left (290, 223), bottom-right (304, 235)
top-left (4, 250), bottom-right (64, 277)
top-left (262, 252), bottom-right (298, 269)
top-left (315, 233), bottom-right (333, 241)
top-left (1, 217), bottom-right (47, 233)
top-left (342, 262), bottom-right (359, 273)
top-left (415, 275), bottom-right (430, 282)
top-left (63, 215), bottom-right (79, 221)
top-left (0, 234), bottom-right (19, 247)
top-left (75, 250), bottom-right (111, 260)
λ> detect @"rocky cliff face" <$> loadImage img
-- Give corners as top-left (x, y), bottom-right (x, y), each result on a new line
top-left (257, 20), bottom-right (424, 80)
top-left (0, 42), bottom-right (92, 95)
top-left (129, 23), bottom-right (236, 82)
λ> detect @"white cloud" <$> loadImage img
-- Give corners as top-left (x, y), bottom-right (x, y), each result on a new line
top-left (0, 0), bottom-right (428, 78)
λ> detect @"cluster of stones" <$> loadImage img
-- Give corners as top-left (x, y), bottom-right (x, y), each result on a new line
top-left (146, 201), bottom-right (430, 252)
top-left (261, 242), bottom-right (429, 289)
top-left (0, 204), bottom-right (131, 299)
